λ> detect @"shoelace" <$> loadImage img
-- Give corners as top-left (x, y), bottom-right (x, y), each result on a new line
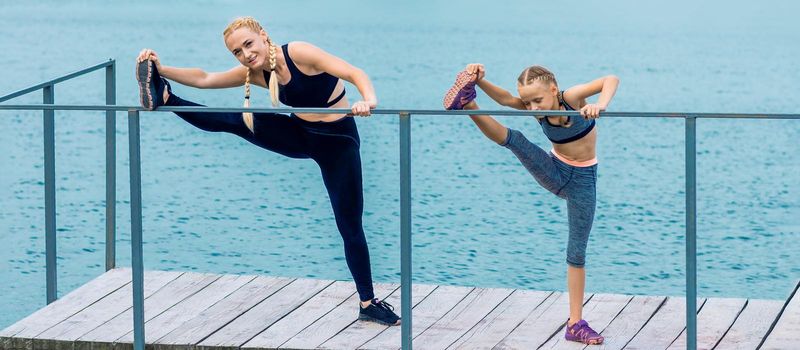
top-left (574, 326), bottom-right (599, 341)
top-left (373, 299), bottom-right (395, 312)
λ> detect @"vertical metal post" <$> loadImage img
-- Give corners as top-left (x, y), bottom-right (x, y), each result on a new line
top-left (105, 61), bottom-right (116, 271)
top-left (685, 116), bottom-right (697, 350)
top-left (43, 85), bottom-right (57, 304)
top-left (128, 110), bottom-right (145, 350)
top-left (399, 112), bottom-right (412, 350)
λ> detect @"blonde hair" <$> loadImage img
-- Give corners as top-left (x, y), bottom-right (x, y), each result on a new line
top-left (517, 65), bottom-right (557, 87)
top-left (223, 16), bottom-right (279, 133)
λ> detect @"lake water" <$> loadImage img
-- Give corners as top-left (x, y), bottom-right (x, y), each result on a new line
top-left (1, 0), bottom-right (799, 329)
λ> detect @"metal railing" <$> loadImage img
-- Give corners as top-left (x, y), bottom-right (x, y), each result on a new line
top-left (3, 68), bottom-right (800, 350)
top-left (0, 60), bottom-right (116, 305)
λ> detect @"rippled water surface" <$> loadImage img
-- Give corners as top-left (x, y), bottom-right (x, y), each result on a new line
top-left (1, 0), bottom-right (799, 328)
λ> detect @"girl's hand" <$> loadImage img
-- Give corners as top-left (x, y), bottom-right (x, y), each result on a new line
top-left (465, 63), bottom-right (486, 81)
top-left (137, 48), bottom-right (162, 71)
top-left (580, 103), bottom-right (605, 119)
top-left (351, 100), bottom-right (375, 117)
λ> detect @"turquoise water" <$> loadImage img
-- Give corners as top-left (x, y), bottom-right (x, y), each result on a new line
top-left (1, 0), bottom-right (799, 329)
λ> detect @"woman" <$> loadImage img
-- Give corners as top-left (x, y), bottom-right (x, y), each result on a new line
top-left (444, 63), bottom-right (619, 344)
top-left (135, 16), bottom-right (399, 326)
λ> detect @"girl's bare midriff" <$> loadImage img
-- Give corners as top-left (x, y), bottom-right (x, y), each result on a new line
top-left (549, 120), bottom-right (597, 162)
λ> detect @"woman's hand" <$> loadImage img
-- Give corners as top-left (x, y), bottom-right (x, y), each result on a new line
top-left (351, 100), bottom-right (375, 117)
top-left (465, 63), bottom-right (486, 81)
top-left (580, 103), bottom-right (605, 119)
top-left (137, 49), bottom-right (162, 71)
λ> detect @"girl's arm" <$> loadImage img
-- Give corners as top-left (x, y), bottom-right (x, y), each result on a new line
top-left (563, 75), bottom-right (620, 118)
top-left (290, 42), bottom-right (376, 116)
top-left (137, 49), bottom-right (247, 89)
top-left (467, 64), bottom-right (526, 110)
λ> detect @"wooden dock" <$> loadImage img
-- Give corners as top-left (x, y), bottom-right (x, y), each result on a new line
top-left (1, 268), bottom-right (797, 349)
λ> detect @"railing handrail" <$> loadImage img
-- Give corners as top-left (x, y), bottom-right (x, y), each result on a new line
top-left (0, 60), bottom-right (117, 309)
top-left (1, 104), bottom-right (800, 119)
top-left (0, 60), bottom-right (115, 103)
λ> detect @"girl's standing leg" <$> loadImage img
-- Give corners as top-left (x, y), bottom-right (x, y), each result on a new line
top-left (562, 164), bottom-right (603, 344)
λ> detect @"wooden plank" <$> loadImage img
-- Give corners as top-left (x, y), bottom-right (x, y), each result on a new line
top-left (198, 278), bottom-right (335, 348)
top-left (448, 290), bottom-right (552, 349)
top-left (154, 276), bottom-right (294, 348)
top-left (361, 285), bottom-right (474, 350)
top-left (412, 287), bottom-right (514, 350)
top-left (114, 274), bottom-right (257, 345)
top-left (540, 293), bottom-right (633, 349)
top-left (320, 283), bottom-right (438, 349)
top-left (760, 280), bottom-right (800, 350)
top-left (0, 268), bottom-right (131, 338)
top-left (240, 281), bottom-right (357, 349)
top-left (276, 283), bottom-right (398, 349)
top-left (582, 295), bottom-right (665, 350)
top-left (714, 299), bottom-right (784, 350)
top-left (30, 270), bottom-right (180, 348)
top-left (624, 296), bottom-right (706, 350)
top-left (494, 292), bottom-right (591, 350)
top-left (667, 297), bottom-right (746, 350)
top-left (76, 272), bottom-right (221, 345)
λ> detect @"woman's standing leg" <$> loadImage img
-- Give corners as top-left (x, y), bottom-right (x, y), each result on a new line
top-left (303, 119), bottom-right (374, 300)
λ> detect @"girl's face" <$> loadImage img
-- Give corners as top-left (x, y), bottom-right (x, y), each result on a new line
top-left (517, 81), bottom-right (559, 111)
top-left (224, 27), bottom-right (270, 69)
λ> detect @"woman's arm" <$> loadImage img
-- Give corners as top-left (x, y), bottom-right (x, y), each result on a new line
top-left (137, 49), bottom-right (247, 89)
top-left (466, 64), bottom-right (526, 110)
top-left (288, 42), bottom-right (376, 116)
top-left (563, 75), bottom-right (620, 118)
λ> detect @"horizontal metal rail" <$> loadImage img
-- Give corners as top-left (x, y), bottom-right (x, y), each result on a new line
top-left (1, 104), bottom-right (799, 119)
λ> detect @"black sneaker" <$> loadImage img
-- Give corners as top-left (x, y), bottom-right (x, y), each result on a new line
top-left (136, 60), bottom-right (171, 110)
top-left (359, 298), bottom-right (401, 326)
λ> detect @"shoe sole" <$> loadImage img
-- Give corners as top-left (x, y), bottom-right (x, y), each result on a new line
top-left (565, 336), bottom-right (604, 345)
top-left (358, 314), bottom-right (401, 326)
top-left (443, 71), bottom-right (476, 110)
top-left (136, 60), bottom-right (155, 110)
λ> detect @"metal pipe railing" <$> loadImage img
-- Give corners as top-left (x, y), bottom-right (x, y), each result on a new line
top-left (106, 64), bottom-right (117, 271)
top-left (0, 60), bottom-right (116, 304)
top-left (42, 84), bottom-right (56, 304)
top-left (127, 110), bottom-right (146, 350)
top-left (3, 101), bottom-right (799, 350)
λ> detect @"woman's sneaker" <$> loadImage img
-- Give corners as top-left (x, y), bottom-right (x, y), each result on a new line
top-left (136, 60), bottom-right (170, 110)
top-left (443, 70), bottom-right (477, 110)
top-left (359, 298), bottom-right (401, 326)
top-left (564, 319), bottom-right (604, 345)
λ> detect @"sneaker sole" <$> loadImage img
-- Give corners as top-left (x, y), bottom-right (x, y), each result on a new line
top-left (443, 71), bottom-right (476, 110)
top-left (136, 60), bottom-right (155, 110)
top-left (358, 314), bottom-right (401, 326)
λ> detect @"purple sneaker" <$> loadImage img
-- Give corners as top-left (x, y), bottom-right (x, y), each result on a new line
top-left (564, 319), bottom-right (604, 345)
top-left (443, 70), bottom-right (477, 110)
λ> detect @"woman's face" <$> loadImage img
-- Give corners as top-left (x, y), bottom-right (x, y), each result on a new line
top-left (224, 27), bottom-right (270, 69)
top-left (517, 81), bottom-right (558, 111)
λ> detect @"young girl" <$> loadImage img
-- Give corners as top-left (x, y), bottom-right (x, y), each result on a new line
top-left (444, 64), bottom-right (619, 345)
top-left (135, 16), bottom-right (400, 326)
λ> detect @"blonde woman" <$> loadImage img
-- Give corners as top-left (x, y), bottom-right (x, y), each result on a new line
top-left (444, 64), bottom-right (619, 345)
top-left (135, 16), bottom-right (399, 325)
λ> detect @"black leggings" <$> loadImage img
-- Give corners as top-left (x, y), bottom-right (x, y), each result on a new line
top-left (166, 94), bottom-right (374, 301)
